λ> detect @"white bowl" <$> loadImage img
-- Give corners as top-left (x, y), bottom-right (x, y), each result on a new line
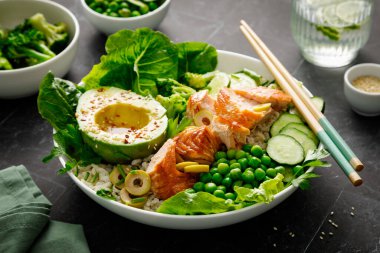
top-left (80, 0), bottom-right (171, 35)
top-left (0, 0), bottom-right (80, 99)
top-left (61, 50), bottom-right (316, 230)
top-left (344, 63), bottom-right (380, 116)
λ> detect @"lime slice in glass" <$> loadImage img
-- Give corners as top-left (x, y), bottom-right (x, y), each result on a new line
top-left (336, 1), bottom-right (368, 25)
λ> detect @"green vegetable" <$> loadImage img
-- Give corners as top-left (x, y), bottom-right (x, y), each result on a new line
top-left (234, 174), bottom-right (284, 204)
top-left (254, 168), bottom-right (266, 181)
top-left (215, 151), bottom-right (227, 161)
top-left (156, 93), bottom-right (187, 119)
top-left (156, 78), bottom-right (196, 99)
top-left (250, 145), bottom-right (264, 158)
top-left (204, 182), bottom-right (217, 193)
top-left (217, 163), bottom-right (230, 175)
top-left (183, 71), bottom-right (216, 89)
top-left (96, 189), bottom-right (116, 200)
top-left (157, 191), bottom-right (245, 215)
top-left (166, 116), bottom-right (192, 138)
top-left (237, 68), bottom-right (264, 85)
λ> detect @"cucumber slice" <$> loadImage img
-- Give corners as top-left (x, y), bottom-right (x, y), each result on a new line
top-left (207, 72), bottom-right (230, 99)
top-left (267, 135), bottom-right (304, 165)
top-left (280, 122), bottom-right (319, 145)
top-left (311, 96), bottom-right (325, 113)
top-left (270, 113), bottom-right (303, 137)
top-left (279, 128), bottom-right (317, 155)
top-left (229, 73), bottom-right (258, 90)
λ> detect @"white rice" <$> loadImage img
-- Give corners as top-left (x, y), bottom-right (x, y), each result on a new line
top-left (246, 110), bottom-right (280, 148)
top-left (76, 154), bottom-right (163, 212)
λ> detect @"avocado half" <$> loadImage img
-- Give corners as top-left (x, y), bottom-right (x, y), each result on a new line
top-left (76, 87), bottom-right (168, 163)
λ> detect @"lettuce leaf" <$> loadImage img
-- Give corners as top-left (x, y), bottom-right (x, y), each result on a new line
top-left (82, 28), bottom-right (178, 97)
top-left (157, 191), bottom-right (245, 215)
top-left (234, 174), bottom-right (285, 204)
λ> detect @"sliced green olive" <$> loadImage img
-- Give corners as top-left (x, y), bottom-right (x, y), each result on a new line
top-left (194, 109), bottom-right (213, 126)
top-left (109, 165), bottom-right (129, 189)
top-left (124, 170), bottom-right (151, 196)
top-left (119, 188), bottom-right (147, 208)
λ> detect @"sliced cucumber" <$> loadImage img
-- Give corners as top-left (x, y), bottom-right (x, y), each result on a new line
top-left (279, 128), bottom-right (317, 155)
top-left (270, 113), bottom-right (303, 137)
top-left (207, 72), bottom-right (230, 99)
top-left (311, 96), bottom-right (325, 113)
top-left (229, 73), bottom-right (258, 90)
top-left (267, 135), bottom-right (304, 165)
top-left (280, 122), bottom-right (319, 145)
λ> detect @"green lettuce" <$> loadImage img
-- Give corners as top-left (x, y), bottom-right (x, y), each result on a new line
top-left (235, 174), bottom-right (285, 204)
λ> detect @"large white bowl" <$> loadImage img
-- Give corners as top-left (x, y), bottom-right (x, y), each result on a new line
top-left (80, 0), bottom-right (171, 35)
top-left (62, 50), bottom-right (313, 230)
top-left (0, 0), bottom-right (79, 99)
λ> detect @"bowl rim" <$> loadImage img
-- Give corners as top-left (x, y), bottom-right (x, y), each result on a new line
top-left (344, 63), bottom-right (380, 96)
top-left (0, 0), bottom-right (80, 74)
top-left (80, 0), bottom-right (171, 21)
top-left (60, 50), bottom-right (316, 224)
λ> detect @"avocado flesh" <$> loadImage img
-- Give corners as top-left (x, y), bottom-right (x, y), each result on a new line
top-left (76, 87), bottom-right (168, 163)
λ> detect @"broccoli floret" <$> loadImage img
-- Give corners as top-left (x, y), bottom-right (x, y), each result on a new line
top-left (156, 78), bottom-right (196, 99)
top-left (28, 13), bottom-right (69, 53)
top-left (183, 71), bottom-right (217, 89)
top-left (156, 93), bottom-right (187, 119)
top-left (0, 29), bottom-right (12, 70)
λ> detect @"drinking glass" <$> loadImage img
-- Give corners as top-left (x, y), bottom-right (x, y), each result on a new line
top-left (291, 0), bottom-right (374, 68)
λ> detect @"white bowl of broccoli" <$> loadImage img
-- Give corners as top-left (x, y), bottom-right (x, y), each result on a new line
top-left (0, 0), bottom-right (80, 99)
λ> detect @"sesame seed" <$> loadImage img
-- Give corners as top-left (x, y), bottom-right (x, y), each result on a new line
top-left (291, 234), bottom-right (295, 237)
top-left (321, 232), bottom-right (325, 235)
top-left (330, 211), bottom-right (334, 216)
top-left (351, 206), bottom-right (355, 210)
top-left (273, 227), bottom-right (278, 231)
top-left (329, 232), bottom-right (334, 236)
top-left (350, 212), bottom-right (355, 216)
top-left (328, 219), bottom-right (332, 223)
top-left (320, 236), bottom-right (324, 240)
top-left (273, 244), bottom-right (276, 247)
top-left (332, 223), bottom-right (338, 228)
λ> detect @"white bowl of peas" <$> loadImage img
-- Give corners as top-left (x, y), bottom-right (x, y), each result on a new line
top-left (80, 0), bottom-right (170, 35)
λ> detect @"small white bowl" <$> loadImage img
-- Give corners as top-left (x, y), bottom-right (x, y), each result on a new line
top-left (80, 0), bottom-right (171, 35)
top-left (0, 0), bottom-right (80, 99)
top-left (344, 63), bottom-right (380, 116)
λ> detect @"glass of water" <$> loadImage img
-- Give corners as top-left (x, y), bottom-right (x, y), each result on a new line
top-left (291, 0), bottom-right (374, 68)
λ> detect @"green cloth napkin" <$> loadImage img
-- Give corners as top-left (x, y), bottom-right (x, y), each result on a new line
top-left (0, 165), bottom-right (91, 253)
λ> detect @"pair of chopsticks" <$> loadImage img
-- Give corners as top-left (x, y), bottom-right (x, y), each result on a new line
top-left (240, 20), bottom-right (363, 186)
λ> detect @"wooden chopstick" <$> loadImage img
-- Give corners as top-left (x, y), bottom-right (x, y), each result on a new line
top-left (240, 20), bottom-right (364, 172)
top-left (239, 21), bottom-right (363, 186)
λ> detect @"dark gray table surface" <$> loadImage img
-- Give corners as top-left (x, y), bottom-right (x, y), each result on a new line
top-left (1, 0), bottom-right (379, 252)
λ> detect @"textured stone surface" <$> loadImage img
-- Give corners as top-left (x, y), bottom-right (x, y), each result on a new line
top-left (1, 0), bottom-right (379, 252)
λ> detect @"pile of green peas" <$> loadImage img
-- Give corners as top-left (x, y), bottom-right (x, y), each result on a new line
top-left (192, 144), bottom-right (295, 201)
top-left (85, 0), bottom-right (164, 18)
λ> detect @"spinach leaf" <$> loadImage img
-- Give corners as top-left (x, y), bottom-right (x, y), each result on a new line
top-left (82, 28), bottom-right (178, 97)
top-left (177, 42), bottom-right (218, 78)
top-left (37, 72), bottom-right (82, 130)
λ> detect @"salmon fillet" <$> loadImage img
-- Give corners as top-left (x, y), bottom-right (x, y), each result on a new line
top-left (186, 90), bottom-right (215, 118)
top-left (233, 86), bottom-right (292, 111)
top-left (210, 116), bottom-right (250, 149)
top-left (174, 126), bottom-right (221, 164)
top-left (146, 139), bottom-right (197, 200)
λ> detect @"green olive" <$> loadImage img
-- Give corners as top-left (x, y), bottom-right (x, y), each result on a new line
top-left (124, 170), bottom-right (151, 196)
top-left (109, 165), bottom-right (129, 189)
top-left (120, 188), bottom-right (147, 208)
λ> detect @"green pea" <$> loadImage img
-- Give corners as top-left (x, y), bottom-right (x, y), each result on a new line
top-left (120, 1), bottom-right (129, 8)
top-left (255, 168), bottom-right (266, 181)
top-left (245, 167), bottom-right (254, 173)
top-left (89, 2), bottom-right (98, 9)
top-left (216, 158), bottom-right (229, 165)
top-left (266, 168), bottom-right (277, 178)
top-left (131, 10), bottom-right (141, 16)
top-left (204, 182), bottom-right (217, 193)
top-left (139, 5), bottom-right (149, 14)
top-left (275, 166), bottom-right (286, 175)
top-left (225, 192), bottom-right (236, 200)
top-left (217, 163), bottom-right (230, 175)
top-left (210, 167), bottom-right (218, 175)
top-left (243, 183), bottom-right (253, 189)
top-left (95, 7), bottom-right (103, 13)
top-left (230, 163), bottom-right (241, 170)
top-left (248, 157), bottom-right (261, 168)
top-left (199, 172), bottom-right (212, 183)
top-left (215, 151), bottom-right (227, 161)
top-left (261, 155), bottom-right (271, 166)
top-left (242, 170), bottom-right (255, 183)
top-left (222, 177), bottom-right (232, 188)
top-left (242, 144), bottom-right (253, 152)
top-left (293, 165), bottom-right (304, 176)
top-left (193, 182), bottom-right (204, 192)
top-left (229, 159), bottom-right (237, 165)
top-left (235, 150), bottom-right (247, 160)
top-left (230, 168), bottom-right (242, 180)
top-left (213, 189), bottom-right (225, 199)
top-left (109, 1), bottom-right (119, 11)
top-left (109, 11), bottom-right (118, 17)
top-left (118, 8), bottom-right (131, 17)
top-left (217, 185), bottom-right (227, 193)
top-left (238, 158), bottom-right (248, 170)
top-left (212, 173), bottom-right (223, 185)
top-left (251, 145), bottom-right (264, 157)
top-left (233, 180), bottom-right (243, 188)
top-left (148, 2), bottom-right (158, 10)
top-left (227, 149), bottom-right (237, 160)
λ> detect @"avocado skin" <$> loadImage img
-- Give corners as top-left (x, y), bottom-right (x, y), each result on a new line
top-left (82, 129), bottom-right (167, 163)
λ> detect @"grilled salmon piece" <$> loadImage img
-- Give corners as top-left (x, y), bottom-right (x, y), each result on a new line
top-left (234, 86), bottom-right (292, 111)
top-left (174, 126), bottom-right (221, 164)
top-left (146, 139), bottom-right (197, 200)
top-left (211, 116), bottom-right (251, 149)
top-left (214, 88), bottom-right (271, 129)
top-left (186, 90), bottom-right (215, 118)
